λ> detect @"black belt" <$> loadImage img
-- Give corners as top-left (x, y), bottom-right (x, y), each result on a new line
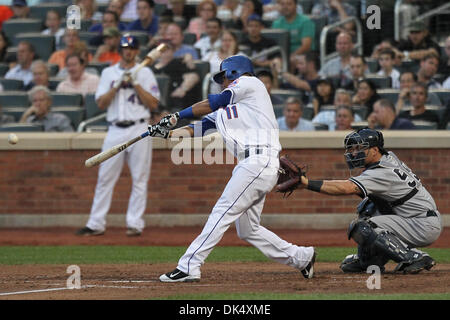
top-left (426, 210), bottom-right (437, 217)
top-left (112, 119), bottom-right (146, 128)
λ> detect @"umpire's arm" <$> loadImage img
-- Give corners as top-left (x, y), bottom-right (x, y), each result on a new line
top-left (300, 176), bottom-right (363, 196)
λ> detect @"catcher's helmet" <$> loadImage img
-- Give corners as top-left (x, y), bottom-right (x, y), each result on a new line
top-left (213, 55), bottom-right (255, 84)
top-left (344, 128), bottom-right (386, 169)
top-left (119, 34), bottom-right (140, 49)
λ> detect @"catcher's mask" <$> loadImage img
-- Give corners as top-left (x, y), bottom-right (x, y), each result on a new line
top-left (212, 55), bottom-right (255, 84)
top-left (344, 128), bottom-right (386, 169)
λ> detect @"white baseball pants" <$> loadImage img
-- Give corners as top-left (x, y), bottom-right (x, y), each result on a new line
top-left (177, 154), bottom-right (314, 277)
top-left (86, 122), bottom-right (152, 232)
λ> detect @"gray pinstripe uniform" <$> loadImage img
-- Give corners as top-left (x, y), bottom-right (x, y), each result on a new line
top-left (349, 152), bottom-right (442, 249)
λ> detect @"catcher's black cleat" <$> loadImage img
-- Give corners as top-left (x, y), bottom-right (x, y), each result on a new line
top-left (301, 250), bottom-right (316, 279)
top-left (75, 227), bottom-right (104, 236)
top-left (159, 268), bottom-right (201, 283)
top-left (396, 255), bottom-right (436, 274)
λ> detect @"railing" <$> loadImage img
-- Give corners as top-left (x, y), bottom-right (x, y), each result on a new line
top-left (319, 16), bottom-right (363, 67)
top-left (77, 112), bottom-right (106, 132)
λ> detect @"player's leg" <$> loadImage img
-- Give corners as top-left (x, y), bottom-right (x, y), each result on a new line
top-left (235, 196), bottom-right (315, 273)
top-left (125, 124), bottom-right (152, 234)
top-left (85, 128), bottom-right (127, 233)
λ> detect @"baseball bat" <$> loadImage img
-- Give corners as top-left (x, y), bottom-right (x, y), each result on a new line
top-left (85, 131), bottom-right (150, 167)
top-left (132, 43), bottom-right (169, 76)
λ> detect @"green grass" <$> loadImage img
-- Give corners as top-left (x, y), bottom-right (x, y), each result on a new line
top-left (0, 246), bottom-right (449, 265)
top-left (159, 292), bottom-right (450, 300)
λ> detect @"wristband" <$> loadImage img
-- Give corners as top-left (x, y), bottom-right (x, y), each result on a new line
top-left (178, 106), bottom-right (194, 119)
top-left (307, 180), bottom-right (323, 193)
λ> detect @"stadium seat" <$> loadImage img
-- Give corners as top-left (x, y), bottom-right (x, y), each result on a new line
top-left (0, 92), bottom-right (28, 107)
top-left (154, 3), bottom-right (167, 16)
top-left (124, 31), bottom-right (149, 46)
top-left (377, 89), bottom-right (400, 104)
top-left (0, 123), bottom-right (44, 132)
top-left (270, 89), bottom-right (303, 104)
top-left (48, 64), bottom-right (59, 77)
top-left (411, 120), bottom-right (438, 130)
top-left (401, 105), bottom-right (446, 129)
top-left (273, 104), bottom-right (284, 118)
top-left (155, 74), bottom-right (170, 109)
top-left (50, 93), bottom-right (83, 107)
top-left (2, 19), bottom-right (43, 43)
top-left (261, 29), bottom-right (290, 65)
top-left (52, 106), bottom-right (85, 129)
top-left (59, 19), bottom-right (93, 32)
top-left (14, 33), bottom-right (55, 61)
top-left (183, 32), bottom-right (197, 45)
top-left (84, 93), bottom-right (102, 119)
top-left (299, 0), bottom-right (313, 14)
top-left (0, 79), bottom-right (24, 91)
top-left (194, 60), bottom-right (210, 80)
top-left (87, 62), bottom-right (111, 75)
top-left (313, 123), bottom-right (329, 130)
top-left (29, 3), bottom-right (67, 20)
top-left (352, 105), bottom-right (370, 120)
top-left (429, 89), bottom-right (450, 105)
top-left (310, 16), bottom-right (328, 53)
top-left (302, 104), bottom-right (314, 120)
top-left (78, 32), bottom-right (99, 45)
top-left (365, 76), bottom-right (392, 89)
top-left (398, 60), bottom-right (420, 73)
top-left (2, 107), bottom-right (26, 122)
top-left (49, 78), bottom-right (62, 89)
top-left (0, 63), bottom-right (8, 77)
top-left (366, 58), bottom-right (379, 73)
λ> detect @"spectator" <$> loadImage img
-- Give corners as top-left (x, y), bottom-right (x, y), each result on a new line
top-left (272, 0), bottom-right (315, 66)
top-left (217, 0), bottom-right (242, 25)
top-left (0, 6), bottom-right (13, 30)
top-left (280, 52), bottom-right (320, 104)
top-left (56, 53), bottom-right (100, 97)
top-left (256, 70), bottom-right (284, 105)
top-left (24, 60), bottom-right (57, 91)
top-left (203, 30), bottom-right (245, 94)
top-left (439, 35), bottom-right (450, 78)
top-left (417, 53), bottom-right (442, 89)
top-left (75, 0), bottom-right (103, 22)
top-left (312, 78), bottom-right (335, 116)
top-left (162, 0), bottom-right (196, 30)
top-left (122, 0), bottom-right (139, 21)
top-left (368, 98), bottom-right (415, 130)
top-left (397, 21), bottom-right (440, 62)
top-left (148, 15), bottom-right (173, 48)
top-left (277, 96), bottom-right (315, 131)
top-left (126, 0), bottom-right (159, 39)
top-left (344, 53), bottom-right (368, 91)
top-left (398, 82), bottom-right (440, 126)
top-left (187, 0), bottom-right (217, 41)
top-left (41, 10), bottom-right (65, 51)
top-left (19, 85), bottom-right (74, 132)
top-left (57, 41), bottom-right (98, 78)
top-left (194, 17), bottom-right (222, 60)
top-left (48, 29), bottom-right (84, 72)
top-left (0, 30), bottom-right (10, 63)
top-left (352, 79), bottom-right (380, 117)
top-left (312, 88), bottom-right (363, 131)
top-left (164, 23), bottom-right (199, 60)
top-left (236, 0), bottom-right (263, 32)
top-left (240, 14), bottom-right (282, 70)
top-left (10, 0), bottom-right (29, 19)
top-left (334, 105), bottom-right (355, 131)
top-left (151, 42), bottom-right (200, 110)
top-left (311, 0), bottom-right (356, 34)
top-left (318, 32), bottom-right (353, 86)
top-left (88, 10), bottom-right (128, 46)
top-left (107, 0), bottom-right (126, 21)
top-left (0, 102), bottom-right (14, 125)
top-left (371, 38), bottom-right (403, 67)
top-left (377, 48), bottom-right (400, 89)
top-left (5, 41), bottom-right (35, 87)
top-left (93, 27), bottom-right (121, 65)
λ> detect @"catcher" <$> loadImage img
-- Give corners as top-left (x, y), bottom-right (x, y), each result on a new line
top-left (276, 128), bottom-right (442, 274)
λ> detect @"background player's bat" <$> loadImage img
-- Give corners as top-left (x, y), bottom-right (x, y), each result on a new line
top-left (85, 131), bottom-right (150, 167)
top-left (131, 43), bottom-right (169, 76)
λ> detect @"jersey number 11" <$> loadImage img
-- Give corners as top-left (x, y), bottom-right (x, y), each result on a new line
top-left (225, 105), bottom-right (238, 120)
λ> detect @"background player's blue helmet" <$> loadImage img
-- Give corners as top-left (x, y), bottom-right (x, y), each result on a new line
top-left (119, 34), bottom-right (140, 49)
top-left (344, 128), bottom-right (387, 169)
top-left (213, 55), bottom-right (254, 84)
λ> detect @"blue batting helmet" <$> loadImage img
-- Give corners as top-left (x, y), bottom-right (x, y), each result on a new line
top-left (119, 34), bottom-right (140, 49)
top-left (213, 55), bottom-right (254, 84)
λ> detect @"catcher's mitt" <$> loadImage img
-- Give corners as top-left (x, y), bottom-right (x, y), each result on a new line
top-left (276, 155), bottom-right (306, 197)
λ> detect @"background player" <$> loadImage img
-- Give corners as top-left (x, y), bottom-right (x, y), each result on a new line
top-left (77, 35), bottom-right (160, 237)
top-left (148, 55), bottom-right (316, 282)
top-left (297, 128), bottom-right (442, 274)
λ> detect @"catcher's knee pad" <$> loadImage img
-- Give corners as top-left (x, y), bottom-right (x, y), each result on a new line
top-left (347, 219), bottom-right (378, 245)
top-left (373, 231), bottom-right (418, 263)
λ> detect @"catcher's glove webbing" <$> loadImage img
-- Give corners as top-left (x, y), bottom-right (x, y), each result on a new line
top-left (275, 155), bottom-right (306, 197)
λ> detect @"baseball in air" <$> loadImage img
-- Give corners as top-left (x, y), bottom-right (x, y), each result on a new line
top-left (8, 133), bottom-right (19, 145)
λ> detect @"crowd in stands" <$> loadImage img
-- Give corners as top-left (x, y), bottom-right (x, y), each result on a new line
top-left (0, 0), bottom-right (449, 132)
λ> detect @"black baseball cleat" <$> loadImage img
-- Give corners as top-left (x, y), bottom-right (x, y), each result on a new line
top-left (401, 255), bottom-right (436, 274)
top-left (159, 268), bottom-right (200, 283)
top-left (126, 228), bottom-right (142, 237)
top-left (301, 250), bottom-right (317, 279)
top-left (75, 227), bottom-right (104, 236)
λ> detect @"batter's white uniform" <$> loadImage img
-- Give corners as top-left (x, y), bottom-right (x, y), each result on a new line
top-left (86, 64), bottom-right (160, 232)
top-left (177, 76), bottom-right (314, 277)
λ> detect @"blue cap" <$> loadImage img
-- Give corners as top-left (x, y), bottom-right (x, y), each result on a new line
top-left (247, 14), bottom-right (263, 24)
top-left (12, 0), bottom-right (27, 7)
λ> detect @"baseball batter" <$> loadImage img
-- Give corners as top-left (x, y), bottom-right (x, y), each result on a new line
top-left (294, 128), bottom-right (442, 274)
top-left (149, 55), bottom-right (316, 282)
top-left (77, 35), bottom-right (160, 237)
